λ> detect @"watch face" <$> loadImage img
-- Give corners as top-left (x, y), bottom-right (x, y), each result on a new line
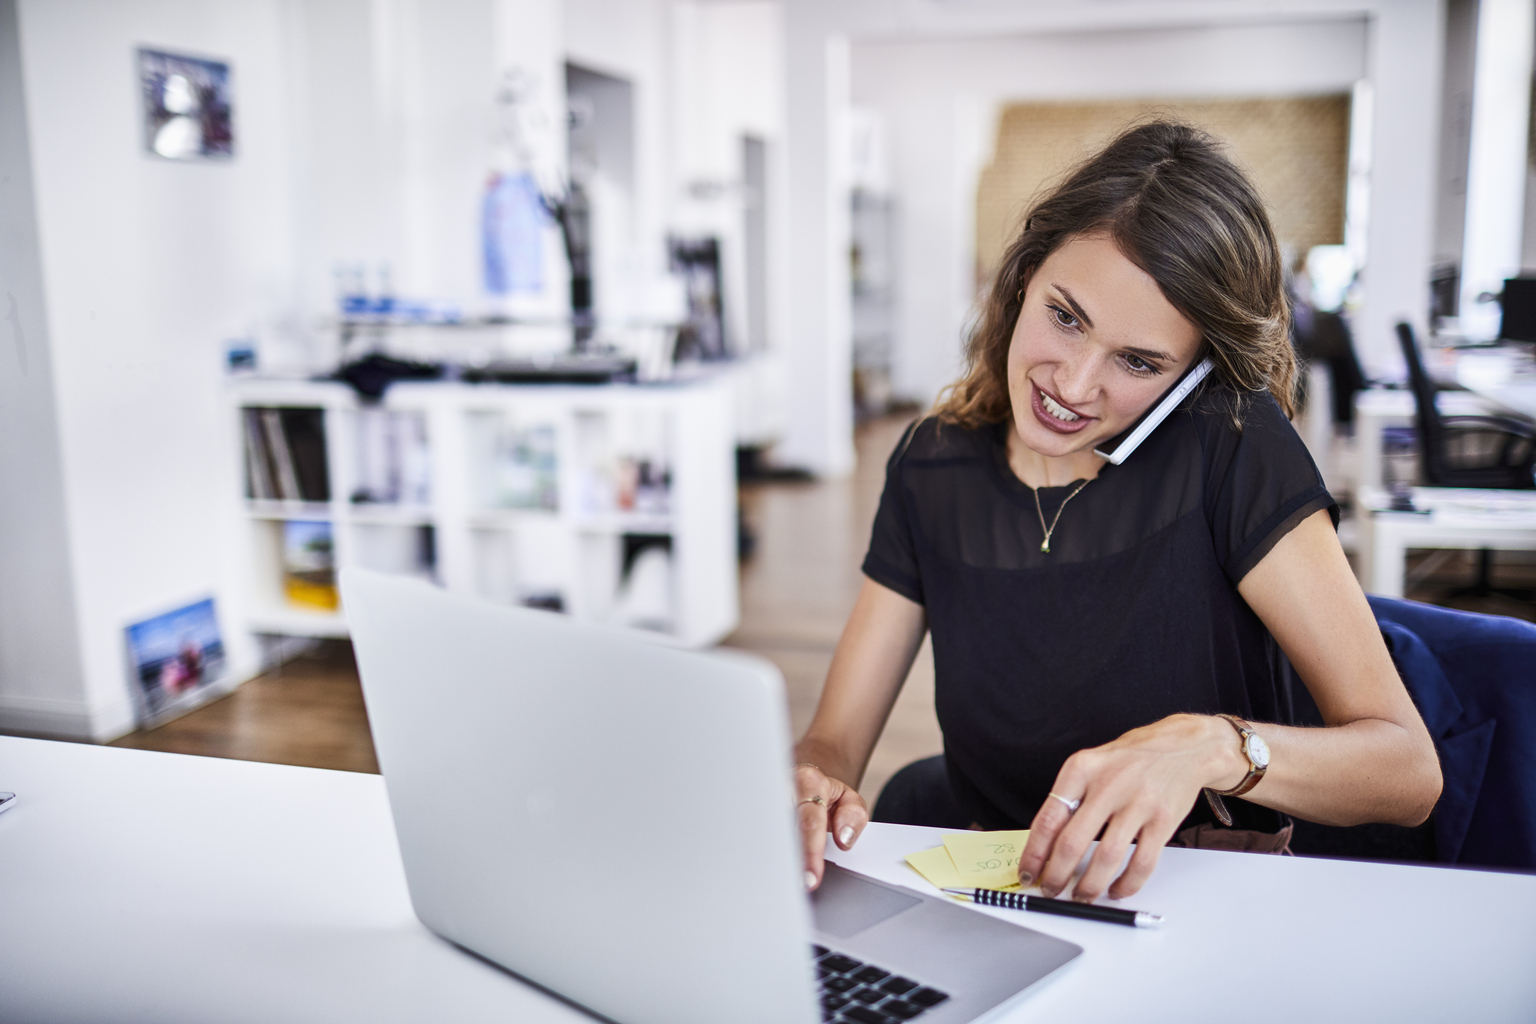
top-left (1246, 733), bottom-right (1271, 769)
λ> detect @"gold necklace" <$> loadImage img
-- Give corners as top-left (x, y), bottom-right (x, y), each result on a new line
top-left (1033, 478), bottom-right (1091, 553)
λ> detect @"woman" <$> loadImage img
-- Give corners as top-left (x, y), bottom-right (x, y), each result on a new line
top-left (794, 121), bottom-right (1441, 904)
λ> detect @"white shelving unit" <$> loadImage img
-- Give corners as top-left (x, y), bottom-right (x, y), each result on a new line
top-left (229, 373), bottom-right (739, 647)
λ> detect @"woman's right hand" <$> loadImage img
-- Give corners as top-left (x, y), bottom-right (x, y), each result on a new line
top-left (796, 763), bottom-right (870, 891)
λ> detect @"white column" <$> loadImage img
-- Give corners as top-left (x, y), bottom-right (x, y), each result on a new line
top-left (1355, 0), bottom-right (1445, 377)
top-left (0, 0), bottom-right (92, 738)
top-left (1460, 0), bottom-right (1536, 341)
top-left (781, 11), bottom-right (856, 476)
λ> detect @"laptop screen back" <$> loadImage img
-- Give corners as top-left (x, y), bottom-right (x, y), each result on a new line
top-left (341, 569), bottom-right (818, 1024)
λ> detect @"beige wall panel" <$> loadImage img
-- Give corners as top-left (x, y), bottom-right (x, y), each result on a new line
top-left (976, 96), bottom-right (1351, 286)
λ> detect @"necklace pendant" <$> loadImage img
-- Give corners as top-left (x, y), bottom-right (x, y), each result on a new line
top-left (1040, 539), bottom-right (1050, 553)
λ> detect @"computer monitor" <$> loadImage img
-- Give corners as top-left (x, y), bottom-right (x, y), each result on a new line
top-left (1500, 278), bottom-right (1536, 342)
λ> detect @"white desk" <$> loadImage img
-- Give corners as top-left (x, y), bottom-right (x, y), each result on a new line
top-left (1448, 346), bottom-right (1536, 419)
top-left (4, 736), bottom-right (1536, 1023)
top-left (1355, 487), bottom-right (1536, 597)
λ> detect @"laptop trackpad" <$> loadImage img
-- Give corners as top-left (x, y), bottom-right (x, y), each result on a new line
top-left (811, 864), bottom-right (921, 938)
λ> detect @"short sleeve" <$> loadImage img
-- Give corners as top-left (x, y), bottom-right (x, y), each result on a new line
top-left (862, 423), bottom-right (925, 605)
top-left (1201, 391), bottom-right (1339, 584)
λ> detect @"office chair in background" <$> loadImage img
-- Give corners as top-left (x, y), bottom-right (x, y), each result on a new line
top-left (1395, 322), bottom-right (1536, 600)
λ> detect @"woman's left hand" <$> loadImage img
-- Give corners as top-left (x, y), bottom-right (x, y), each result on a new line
top-left (1016, 714), bottom-right (1247, 902)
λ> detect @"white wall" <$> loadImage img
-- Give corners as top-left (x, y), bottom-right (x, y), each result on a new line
top-left (290, 0), bottom-right (570, 334)
top-left (0, 0), bottom-right (92, 738)
top-left (785, 0), bottom-right (1446, 472)
top-left (566, 0), bottom-right (671, 280)
top-left (1458, 0), bottom-right (1534, 340)
top-left (5, 0), bottom-right (299, 738)
top-left (1435, 0), bottom-right (1477, 268)
top-left (668, 1), bottom-right (789, 445)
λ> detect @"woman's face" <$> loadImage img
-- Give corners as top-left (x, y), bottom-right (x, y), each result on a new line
top-left (1006, 233), bottom-right (1204, 460)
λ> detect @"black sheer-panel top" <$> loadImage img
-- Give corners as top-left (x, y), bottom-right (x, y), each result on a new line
top-left (862, 386), bottom-right (1338, 833)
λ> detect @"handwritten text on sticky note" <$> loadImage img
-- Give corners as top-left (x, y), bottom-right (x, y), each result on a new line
top-left (942, 830), bottom-right (1031, 890)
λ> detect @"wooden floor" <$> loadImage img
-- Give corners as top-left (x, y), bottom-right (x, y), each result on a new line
top-left (106, 414), bottom-right (1535, 810)
top-left (109, 641), bottom-right (380, 774)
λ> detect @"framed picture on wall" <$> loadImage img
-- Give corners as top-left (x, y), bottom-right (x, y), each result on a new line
top-left (137, 47), bottom-right (233, 160)
top-left (124, 596), bottom-right (234, 728)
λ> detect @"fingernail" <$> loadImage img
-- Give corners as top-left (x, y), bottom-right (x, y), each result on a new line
top-left (1074, 893), bottom-right (1095, 904)
top-left (805, 871), bottom-right (817, 889)
top-left (838, 826), bottom-right (855, 846)
top-left (1040, 886), bottom-right (1057, 898)
top-left (1018, 872), bottom-right (1033, 886)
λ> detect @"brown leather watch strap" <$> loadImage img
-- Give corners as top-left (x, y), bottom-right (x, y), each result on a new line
top-left (1213, 714), bottom-right (1265, 797)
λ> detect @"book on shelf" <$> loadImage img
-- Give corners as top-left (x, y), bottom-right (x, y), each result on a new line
top-left (243, 407), bottom-right (331, 503)
top-left (283, 520), bottom-right (338, 610)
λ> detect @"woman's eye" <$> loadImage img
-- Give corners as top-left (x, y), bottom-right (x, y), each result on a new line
top-left (1049, 306), bottom-right (1077, 329)
top-left (1122, 354), bottom-right (1159, 375)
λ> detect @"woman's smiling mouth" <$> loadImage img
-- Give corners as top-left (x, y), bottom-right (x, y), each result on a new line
top-left (1030, 382), bottom-right (1094, 434)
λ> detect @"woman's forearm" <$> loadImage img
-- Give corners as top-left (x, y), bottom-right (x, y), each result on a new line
top-left (795, 578), bottom-right (928, 791)
top-left (793, 737), bottom-right (866, 792)
top-left (1221, 716), bottom-right (1440, 828)
top-left (1234, 511), bottom-right (1443, 828)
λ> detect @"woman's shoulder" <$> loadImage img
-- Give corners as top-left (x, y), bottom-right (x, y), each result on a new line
top-left (888, 415), bottom-right (998, 469)
top-left (1183, 383), bottom-right (1293, 448)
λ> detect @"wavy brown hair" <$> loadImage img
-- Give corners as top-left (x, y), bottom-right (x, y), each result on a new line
top-left (934, 120), bottom-right (1295, 429)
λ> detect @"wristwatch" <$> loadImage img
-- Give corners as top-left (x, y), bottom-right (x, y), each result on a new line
top-left (1202, 714), bottom-right (1270, 827)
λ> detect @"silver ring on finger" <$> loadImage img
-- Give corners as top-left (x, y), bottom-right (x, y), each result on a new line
top-left (1048, 791), bottom-right (1081, 815)
top-left (798, 794), bottom-right (826, 808)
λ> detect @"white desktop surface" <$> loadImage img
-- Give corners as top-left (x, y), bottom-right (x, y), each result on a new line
top-left (3, 736), bottom-right (1536, 1024)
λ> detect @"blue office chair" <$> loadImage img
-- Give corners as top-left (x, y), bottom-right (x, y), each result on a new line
top-left (1368, 596), bottom-right (1536, 869)
top-left (1289, 596), bottom-right (1536, 870)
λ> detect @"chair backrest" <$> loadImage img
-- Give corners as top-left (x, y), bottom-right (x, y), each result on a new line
top-left (1395, 322), bottom-right (1448, 484)
top-left (1367, 595), bottom-right (1536, 870)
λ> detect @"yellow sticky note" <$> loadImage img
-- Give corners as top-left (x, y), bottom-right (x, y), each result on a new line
top-left (903, 843), bottom-right (967, 891)
top-left (942, 830), bottom-right (1031, 890)
top-left (903, 831), bottom-right (1029, 899)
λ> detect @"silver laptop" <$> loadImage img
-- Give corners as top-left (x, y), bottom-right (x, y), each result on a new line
top-left (341, 568), bottom-right (1080, 1024)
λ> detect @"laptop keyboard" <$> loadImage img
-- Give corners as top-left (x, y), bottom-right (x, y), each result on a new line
top-left (814, 945), bottom-right (951, 1023)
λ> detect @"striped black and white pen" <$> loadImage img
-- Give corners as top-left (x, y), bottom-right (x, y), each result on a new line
top-left (941, 887), bottom-right (1165, 928)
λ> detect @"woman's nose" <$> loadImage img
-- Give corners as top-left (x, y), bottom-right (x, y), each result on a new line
top-left (1055, 357), bottom-right (1102, 406)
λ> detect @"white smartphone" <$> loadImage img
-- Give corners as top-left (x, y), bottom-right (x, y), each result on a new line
top-left (0, 792), bottom-right (15, 815)
top-left (1093, 357), bottom-right (1214, 465)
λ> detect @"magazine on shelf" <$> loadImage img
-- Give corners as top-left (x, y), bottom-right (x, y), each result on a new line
top-left (124, 597), bottom-right (234, 728)
top-left (283, 520), bottom-right (338, 610)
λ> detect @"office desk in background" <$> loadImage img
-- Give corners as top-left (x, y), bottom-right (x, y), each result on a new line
top-left (1352, 345), bottom-right (1536, 595)
top-left (1444, 344), bottom-right (1536, 418)
top-left (2, 736), bottom-right (1534, 1024)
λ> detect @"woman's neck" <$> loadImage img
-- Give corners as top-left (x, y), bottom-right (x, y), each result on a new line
top-left (1005, 422), bottom-right (1105, 489)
